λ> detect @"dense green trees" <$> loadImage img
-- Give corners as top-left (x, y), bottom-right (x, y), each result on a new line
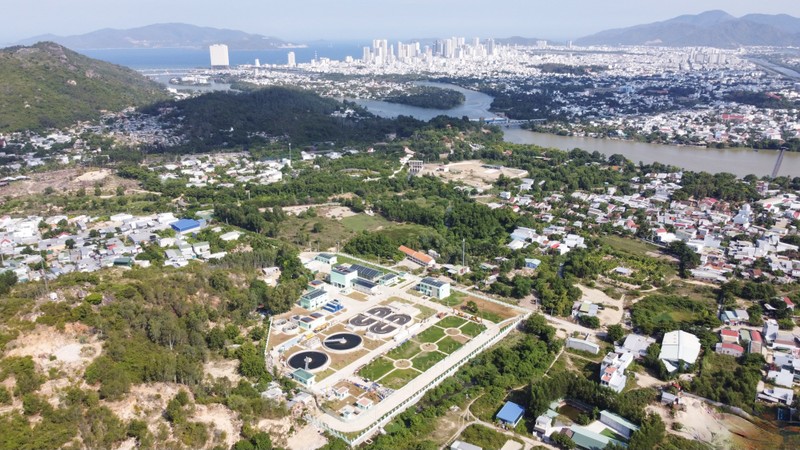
top-left (666, 241), bottom-right (700, 278)
top-left (0, 271), bottom-right (18, 295)
top-left (628, 414), bottom-right (666, 450)
top-left (384, 86), bottom-right (466, 109)
top-left (690, 353), bottom-right (764, 409)
top-left (144, 86), bottom-right (425, 151)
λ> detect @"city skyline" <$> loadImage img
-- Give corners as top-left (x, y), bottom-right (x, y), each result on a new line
top-left (4, 0), bottom-right (800, 45)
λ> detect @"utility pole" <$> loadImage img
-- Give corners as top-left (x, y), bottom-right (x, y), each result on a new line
top-left (288, 143), bottom-right (292, 167)
top-left (462, 238), bottom-right (466, 267)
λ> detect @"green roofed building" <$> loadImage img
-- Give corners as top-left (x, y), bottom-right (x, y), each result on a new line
top-left (291, 368), bottom-right (316, 387)
top-left (566, 425), bottom-right (626, 450)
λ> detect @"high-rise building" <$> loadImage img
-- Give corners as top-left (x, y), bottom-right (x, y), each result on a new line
top-left (287, 51), bottom-right (296, 67)
top-left (254, 58), bottom-right (260, 67)
top-left (209, 44), bottom-right (229, 69)
top-left (362, 46), bottom-right (372, 63)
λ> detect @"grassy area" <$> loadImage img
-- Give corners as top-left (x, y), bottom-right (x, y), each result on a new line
top-left (437, 336), bottom-right (463, 354)
top-left (340, 214), bottom-right (394, 232)
top-left (278, 215), bottom-right (351, 251)
top-left (600, 428), bottom-right (627, 441)
top-left (358, 357), bottom-right (395, 381)
top-left (415, 304), bottom-right (437, 320)
top-left (438, 291), bottom-right (467, 308)
top-left (381, 368), bottom-right (420, 390)
top-left (386, 340), bottom-right (421, 360)
top-left (437, 315), bottom-right (468, 328)
top-left (601, 235), bottom-right (660, 258)
top-left (417, 326), bottom-right (446, 343)
top-left (458, 424), bottom-right (522, 450)
top-left (460, 321), bottom-right (487, 337)
top-left (412, 350), bottom-right (447, 371)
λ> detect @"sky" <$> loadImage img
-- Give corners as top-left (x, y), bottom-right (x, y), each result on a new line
top-left (4, 0), bottom-right (800, 44)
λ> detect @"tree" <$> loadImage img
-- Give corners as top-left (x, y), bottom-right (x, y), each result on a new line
top-left (578, 315), bottom-right (600, 329)
top-left (311, 222), bottom-right (324, 233)
top-left (628, 413), bottom-right (665, 450)
top-left (550, 431), bottom-right (576, 449)
top-left (65, 238), bottom-right (76, 250)
top-left (607, 324), bottom-right (625, 343)
top-left (465, 300), bottom-right (478, 314)
top-left (667, 241), bottom-right (700, 278)
top-left (237, 342), bottom-right (267, 379)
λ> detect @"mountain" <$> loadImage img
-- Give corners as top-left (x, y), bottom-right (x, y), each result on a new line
top-left (0, 42), bottom-right (167, 131)
top-left (576, 10), bottom-right (800, 47)
top-left (16, 23), bottom-right (298, 50)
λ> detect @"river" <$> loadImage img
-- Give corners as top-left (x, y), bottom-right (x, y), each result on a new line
top-left (353, 82), bottom-right (799, 178)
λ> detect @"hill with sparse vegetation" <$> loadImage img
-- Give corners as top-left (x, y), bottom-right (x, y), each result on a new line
top-left (0, 42), bottom-right (167, 131)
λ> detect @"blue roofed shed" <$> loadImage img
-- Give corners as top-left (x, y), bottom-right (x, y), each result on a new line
top-left (496, 401), bottom-right (525, 426)
top-left (171, 219), bottom-right (201, 233)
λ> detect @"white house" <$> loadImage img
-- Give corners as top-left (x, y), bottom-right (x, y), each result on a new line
top-left (658, 330), bottom-right (701, 373)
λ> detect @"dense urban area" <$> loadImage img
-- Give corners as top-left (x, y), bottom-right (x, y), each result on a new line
top-left (2, 12), bottom-right (800, 450)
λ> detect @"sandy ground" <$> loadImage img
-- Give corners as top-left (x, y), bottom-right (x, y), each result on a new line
top-left (647, 399), bottom-right (743, 448)
top-left (631, 370), bottom-right (664, 389)
top-left (4, 324), bottom-right (101, 374)
top-left (324, 206), bottom-right (357, 220)
top-left (422, 160), bottom-right (528, 191)
top-left (577, 285), bottom-right (624, 326)
top-left (192, 403), bottom-right (242, 449)
top-left (74, 169), bottom-right (112, 182)
top-left (106, 382), bottom-right (184, 422)
top-left (0, 167), bottom-right (139, 199)
top-left (285, 424), bottom-right (328, 450)
top-left (203, 359), bottom-right (242, 383)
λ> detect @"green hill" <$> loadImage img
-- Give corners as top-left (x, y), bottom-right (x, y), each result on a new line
top-left (147, 86), bottom-right (425, 151)
top-left (0, 42), bottom-right (167, 131)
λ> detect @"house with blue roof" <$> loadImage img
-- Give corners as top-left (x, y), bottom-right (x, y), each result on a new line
top-left (171, 218), bottom-right (201, 234)
top-left (496, 401), bottom-right (525, 427)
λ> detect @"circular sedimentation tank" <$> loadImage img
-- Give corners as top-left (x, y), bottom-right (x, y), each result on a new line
top-left (323, 333), bottom-right (363, 352)
top-left (287, 350), bottom-right (330, 372)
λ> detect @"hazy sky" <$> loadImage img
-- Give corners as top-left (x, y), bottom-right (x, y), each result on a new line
top-left (4, 0), bottom-right (800, 44)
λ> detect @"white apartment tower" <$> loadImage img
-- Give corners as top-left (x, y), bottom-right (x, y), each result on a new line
top-left (287, 51), bottom-right (296, 67)
top-left (209, 44), bottom-right (230, 69)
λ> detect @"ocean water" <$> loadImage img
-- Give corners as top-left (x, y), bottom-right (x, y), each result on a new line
top-left (79, 43), bottom-right (365, 70)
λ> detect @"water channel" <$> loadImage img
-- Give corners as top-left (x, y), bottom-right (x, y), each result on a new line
top-left (353, 82), bottom-right (799, 177)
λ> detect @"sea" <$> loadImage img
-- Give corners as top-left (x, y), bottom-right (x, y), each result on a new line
top-left (79, 42), bottom-right (366, 70)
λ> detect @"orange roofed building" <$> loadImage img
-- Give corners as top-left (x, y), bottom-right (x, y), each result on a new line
top-left (398, 245), bottom-right (436, 267)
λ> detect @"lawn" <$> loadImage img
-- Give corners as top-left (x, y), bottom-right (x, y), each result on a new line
top-left (458, 424), bottom-right (523, 450)
top-left (340, 214), bottom-right (394, 232)
top-left (437, 315), bottom-right (468, 328)
top-left (600, 428), bottom-right (627, 441)
top-left (438, 291), bottom-right (467, 308)
top-left (381, 368), bottom-right (420, 390)
top-left (437, 336), bottom-right (463, 354)
top-left (359, 357), bottom-right (395, 381)
top-left (601, 235), bottom-right (660, 258)
top-left (460, 321), bottom-right (486, 338)
top-left (278, 215), bottom-right (351, 250)
top-left (412, 350), bottom-right (447, 371)
top-left (416, 326), bottom-right (445, 343)
top-left (386, 340), bottom-right (421, 360)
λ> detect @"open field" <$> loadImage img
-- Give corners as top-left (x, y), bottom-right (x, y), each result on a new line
top-left (601, 235), bottom-right (661, 258)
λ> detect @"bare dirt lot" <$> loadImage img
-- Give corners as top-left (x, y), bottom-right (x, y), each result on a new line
top-left (4, 324), bottom-right (102, 375)
top-left (648, 399), bottom-right (778, 449)
top-left (577, 285), bottom-right (624, 326)
top-left (422, 160), bottom-right (528, 191)
top-left (203, 359), bottom-right (242, 383)
top-left (0, 168), bottom-right (139, 198)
